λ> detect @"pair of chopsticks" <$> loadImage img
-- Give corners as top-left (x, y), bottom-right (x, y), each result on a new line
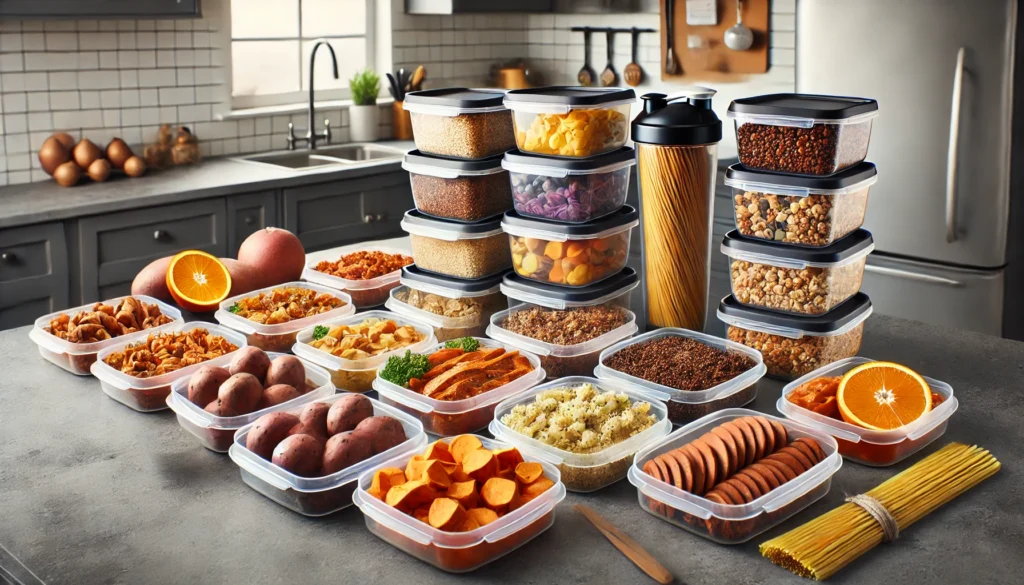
top-left (575, 504), bottom-right (675, 584)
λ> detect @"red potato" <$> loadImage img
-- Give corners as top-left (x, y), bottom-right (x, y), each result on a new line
top-left (298, 401), bottom-right (332, 438)
top-left (265, 355), bottom-right (305, 389)
top-left (246, 412), bottom-right (300, 460)
top-left (354, 416), bottom-right (407, 455)
top-left (326, 394), bottom-right (374, 436)
top-left (321, 431), bottom-right (373, 474)
top-left (218, 373), bottom-right (263, 414)
top-left (131, 256), bottom-right (173, 302)
top-left (229, 347), bottom-right (271, 384)
top-left (261, 384), bottom-right (300, 408)
top-left (188, 366), bottom-right (231, 407)
top-left (272, 433), bottom-right (324, 477)
top-left (204, 399), bottom-right (239, 417)
top-left (287, 422), bottom-right (327, 442)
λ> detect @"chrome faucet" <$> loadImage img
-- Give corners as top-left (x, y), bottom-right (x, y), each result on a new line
top-left (287, 39), bottom-right (339, 150)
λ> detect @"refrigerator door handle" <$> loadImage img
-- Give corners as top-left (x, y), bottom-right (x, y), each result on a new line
top-left (946, 46), bottom-right (966, 243)
top-left (865, 264), bottom-right (963, 287)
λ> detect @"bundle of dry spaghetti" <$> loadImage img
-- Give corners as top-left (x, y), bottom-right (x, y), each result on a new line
top-left (760, 443), bottom-right (1000, 580)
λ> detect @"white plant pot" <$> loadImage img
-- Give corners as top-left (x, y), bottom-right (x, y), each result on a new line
top-left (349, 104), bottom-right (379, 142)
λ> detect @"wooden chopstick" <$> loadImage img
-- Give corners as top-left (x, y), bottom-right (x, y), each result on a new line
top-left (575, 504), bottom-right (675, 584)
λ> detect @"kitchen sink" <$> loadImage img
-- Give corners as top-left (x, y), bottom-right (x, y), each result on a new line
top-left (234, 143), bottom-right (404, 171)
top-left (316, 143), bottom-right (405, 162)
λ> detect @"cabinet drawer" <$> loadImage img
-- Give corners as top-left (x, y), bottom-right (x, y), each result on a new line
top-left (227, 191), bottom-right (279, 256)
top-left (0, 222), bottom-right (67, 284)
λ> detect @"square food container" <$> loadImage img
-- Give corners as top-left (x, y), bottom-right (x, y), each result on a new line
top-left (778, 357), bottom-right (959, 467)
top-left (628, 408), bottom-right (842, 544)
top-left (28, 295), bottom-right (183, 376)
top-left (718, 293), bottom-right (873, 381)
top-left (373, 337), bottom-right (545, 436)
top-left (727, 94), bottom-right (879, 176)
top-left (403, 150), bottom-right (512, 223)
top-left (725, 162), bottom-right (878, 248)
top-left (489, 376), bottom-right (672, 492)
top-left (90, 322), bottom-right (247, 412)
top-left (403, 88), bottom-right (516, 159)
top-left (503, 86), bottom-right (635, 158)
top-left (352, 434), bottom-right (566, 572)
top-left (595, 328), bottom-right (767, 426)
top-left (384, 265), bottom-right (506, 343)
top-left (401, 210), bottom-right (511, 280)
top-left (301, 245), bottom-right (413, 309)
top-left (502, 205), bottom-right (638, 287)
top-left (214, 281), bottom-right (355, 353)
top-left (722, 228), bottom-right (874, 316)
top-left (166, 352), bottom-right (335, 452)
top-left (292, 309), bottom-right (436, 393)
top-left (502, 147), bottom-right (634, 224)
top-left (229, 395), bottom-right (427, 517)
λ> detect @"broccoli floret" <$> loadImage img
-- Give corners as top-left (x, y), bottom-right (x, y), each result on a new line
top-left (227, 303), bottom-right (242, 314)
top-left (443, 336), bottom-right (480, 352)
top-left (311, 325), bottom-right (330, 340)
top-left (379, 350), bottom-right (431, 388)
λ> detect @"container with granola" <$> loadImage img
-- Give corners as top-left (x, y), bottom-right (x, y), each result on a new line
top-left (384, 266), bottom-right (506, 342)
top-left (302, 247), bottom-right (414, 308)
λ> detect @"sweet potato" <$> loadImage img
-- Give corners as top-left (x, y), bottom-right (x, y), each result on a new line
top-left (204, 398), bottom-right (238, 417)
top-left (218, 373), bottom-right (263, 414)
top-left (447, 480), bottom-right (478, 508)
top-left (271, 433), bottom-right (325, 477)
top-left (322, 431), bottom-right (373, 474)
top-left (188, 366), bottom-right (230, 407)
top-left (466, 507), bottom-right (499, 527)
top-left (462, 449), bottom-right (497, 483)
top-left (261, 384), bottom-right (300, 408)
top-left (481, 477), bottom-right (519, 514)
top-left (522, 477), bottom-right (555, 498)
top-left (354, 416), bottom-right (406, 454)
top-left (413, 506), bottom-right (430, 525)
top-left (298, 401), bottom-right (332, 438)
top-left (515, 461), bottom-right (544, 485)
top-left (265, 355), bottom-right (305, 389)
top-left (422, 440), bottom-right (456, 464)
top-left (428, 497), bottom-right (466, 531)
top-left (385, 479), bottom-right (436, 512)
top-left (229, 346), bottom-right (271, 384)
top-left (131, 255), bottom-right (173, 302)
top-left (428, 348), bottom-right (464, 367)
top-left (326, 394), bottom-right (373, 435)
top-left (246, 412), bottom-right (300, 460)
top-left (450, 435), bottom-right (484, 464)
top-left (368, 467), bottom-right (406, 501)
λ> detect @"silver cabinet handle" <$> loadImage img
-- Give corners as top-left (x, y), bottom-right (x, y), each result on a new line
top-left (374, 213), bottom-right (385, 222)
top-left (0, 252), bottom-right (12, 263)
top-left (153, 230), bottom-right (167, 241)
top-left (865, 264), bottom-right (962, 287)
top-left (363, 214), bottom-right (374, 224)
top-left (244, 215), bottom-right (254, 225)
top-left (946, 47), bottom-right (966, 243)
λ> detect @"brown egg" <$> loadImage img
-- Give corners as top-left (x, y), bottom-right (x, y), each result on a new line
top-left (38, 136), bottom-right (71, 176)
top-left (53, 161), bottom-right (81, 187)
top-left (72, 139), bottom-right (103, 170)
top-left (52, 132), bottom-right (76, 151)
top-left (106, 138), bottom-right (133, 169)
top-left (123, 155), bottom-right (146, 177)
top-left (87, 158), bottom-right (111, 182)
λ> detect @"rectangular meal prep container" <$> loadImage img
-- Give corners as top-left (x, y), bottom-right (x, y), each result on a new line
top-left (213, 281), bottom-right (355, 353)
top-left (373, 337), bottom-right (545, 437)
top-left (403, 150), bottom-right (512, 223)
top-left (502, 147), bottom-right (635, 224)
top-left (778, 357), bottom-right (959, 467)
top-left (28, 295), bottom-right (183, 376)
top-left (403, 88), bottom-right (516, 160)
top-left (229, 395), bottom-right (427, 517)
top-left (90, 322), bottom-right (248, 413)
top-left (595, 328), bottom-right (767, 426)
top-left (628, 408), bottom-right (842, 544)
top-left (401, 211), bottom-right (511, 280)
top-left (383, 266), bottom-right (507, 342)
top-left (503, 86), bottom-right (635, 158)
top-left (352, 434), bottom-right (566, 572)
top-left (301, 245), bottom-right (412, 309)
top-left (166, 352), bottom-right (335, 453)
top-left (727, 93), bottom-right (879, 176)
top-left (725, 162), bottom-right (878, 248)
top-left (489, 376), bottom-right (671, 492)
top-left (292, 309), bottom-right (436, 393)
top-left (722, 228), bottom-right (874, 316)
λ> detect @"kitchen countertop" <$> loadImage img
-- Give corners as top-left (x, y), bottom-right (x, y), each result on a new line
top-left (1, 313), bottom-right (1020, 585)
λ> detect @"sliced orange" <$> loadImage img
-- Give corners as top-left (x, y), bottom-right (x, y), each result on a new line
top-left (166, 250), bottom-right (232, 312)
top-left (837, 362), bottom-right (932, 430)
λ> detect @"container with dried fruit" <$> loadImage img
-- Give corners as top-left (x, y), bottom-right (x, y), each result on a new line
top-left (727, 94), bottom-right (878, 176)
top-left (503, 86), bottom-right (635, 158)
top-left (718, 293), bottom-right (873, 381)
top-left (401, 211), bottom-right (511, 280)
top-left (302, 247), bottom-right (413, 309)
top-left (722, 229), bottom-right (874, 316)
top-left (502, 206), bottom-right (637, 287)
top-left (404, 88), bottom-right (516, 160)
top-left (403, 150), bottom-right (513, 223)
top-left (384, 265), bottom-right (506, 342)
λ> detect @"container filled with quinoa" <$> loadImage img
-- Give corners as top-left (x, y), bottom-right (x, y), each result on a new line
top-left (403, 150), bottom-right (513, 223)
top-left (403, 88), bottom-right (516, 160)
top-left (302, 247), bottom-right (414, 309)
top-left (384, 265), bottom-right (507, 342)
top-left (401, 211), bottom-right (511, 280)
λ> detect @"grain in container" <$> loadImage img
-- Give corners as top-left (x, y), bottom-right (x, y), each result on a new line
top-left (302, 245), bottom-right (413, 309)
top-left (403, 150), bottom-right (512, 222)
top-left (385, 265), bottom-right (506, 342)
top-left (503, 86), bottom-right (635, 158)
top-left (403, 88), bottom-right (515, 159)
top-left (401, 211), bottom-right (511, 280)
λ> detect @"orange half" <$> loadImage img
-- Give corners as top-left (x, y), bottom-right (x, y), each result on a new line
top-left (837, 362), bottom-right (932, 431)
top-left (166, 250), bottom-right (232, 312)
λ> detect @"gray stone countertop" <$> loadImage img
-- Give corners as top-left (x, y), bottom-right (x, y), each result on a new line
top-left (2, 314), bottom-right (1021, 585)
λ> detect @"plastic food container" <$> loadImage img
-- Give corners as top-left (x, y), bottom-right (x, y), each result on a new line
top-left (502, 205), bottom-right (638, 287)
top-left (90, 322), bottom-right (247, 412)
top-left (385, 265), bottom-right (506, 342)
top-left (722, 228), bottom-right (874, 316)
top-left (489, 377), bottom-right (671, 492)
top-left (595, 328), bottom-right (767, 425)
top-left (353, 435), bottom-right (566, 572)
top-left (628, 408), bottom-right (842, 544)
top-left (503, 86), bottom-right (635, 158)
top-left (301, 245), bottom-right (412, 309)
top-left (719, 293), bottom-right (873, 381)
top-left (214, 281), bottom-right (355, 352)
top-left (404, 88), bottom-right (516, 159)
top-left (403, 150), bottom-right (512, 223)
top-left (725, 162), bottom-right (878, 247)
top-left (727, 94), bottom-right (879, 176)
top-left (778, 357), bottom-right (959, 466)
top-left (373, 338), bottom-right (545, 436)
top-left (28, 295), bottom-right (182, 376)
top-left (401, 210), bottom-right (511, 280)
top-left (166, 352), bottom-right (334, 452)
top-left (502, 147), bottom-right (634, 224)
top-left (292, 309), bottom-right (436, 393)
top-left (229, 395), bottom-right (427, 517)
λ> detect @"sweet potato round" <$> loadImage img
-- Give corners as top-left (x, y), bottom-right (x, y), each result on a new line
top-left (204, 399), bottom-right (239, 417)
top-left (246, 412), bottom-right (300, 460)
top-left (265, 355), bottom-right (305, 389)
top-left (261, 384), bottom-right (301, 408)
top-left (354, 415), bottom-right (407, 454)
top-left (321, 431), bottom-right (373, 474)
top-left (326, 394), bottom-right (374, 436)
top-left (272, 433), bottom-right (324, 477)
top-left (218, 373), bottom-right (264, 414)
top-left (299, 401), bottom-right (332, 438)
top-left (188, 365), bottom-right (231, 407)
top-left (229, 346), bottom-right (271, 384)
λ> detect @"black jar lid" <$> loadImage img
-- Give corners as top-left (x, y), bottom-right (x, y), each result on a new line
top-left (403, 149), bottom-right (505, 172)
top-left (728, 94), bottom-right (879, 120)
top-left (401, 265), bottom-right (506, 293)
top-left (718, 293), bottom-right (873, 335)
top-left (404, 88), bottom-right (507, 111)
top-left (725, 162), bottom-right (877, 190)
top-left (501, 268), bottom-right (639, 308)
top-left (502, 205), bottom-right (639, 237)
top-left (401, 209), bottom-right (504, 239)
top-left (631, 89), bottom-right (723, 146)
top-left (722, 229), bottom-right (874, 264)
top-left (502, 147), bottom-right (635, 172)
top-left (503, 86), bottom-right (636, 107)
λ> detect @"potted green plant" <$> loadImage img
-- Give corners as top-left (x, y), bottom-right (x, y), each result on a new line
top-left (349, 68), bottom-right (381, 142)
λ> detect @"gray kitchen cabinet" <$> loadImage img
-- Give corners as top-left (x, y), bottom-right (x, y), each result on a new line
top-left (0, 222), bottom-right (69, 329)
top-left (227, 190), bottom-right (279, 257)
top-left (0, 0), bottom-right (200, 18)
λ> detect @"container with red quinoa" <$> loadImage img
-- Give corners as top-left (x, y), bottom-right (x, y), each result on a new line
top-left (595, 328), bottom-right (766, 425)
top-left (402, 150), bottom-right (513, 223)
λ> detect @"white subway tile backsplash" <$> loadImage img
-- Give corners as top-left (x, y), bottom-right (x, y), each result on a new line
top-left (2, 93), bottom-right (27, 113)
top-left (49, 91), bottom-right (80, 111)
top-left (27, 112), bottom-right (52, 132)
top-left (138, 51), bottom-right (157, 68)
top-left (45, 32), bottom-right (79, 51)
top-left (99, 50), bottom-right (118, 69)
top-left (118, 32), bottom-right (137, 50)
top-left (137, 31), bottom-right (157, 50)
top-left (25, 92), bottom-right (49, 112)
top-left (78, 51), bottom-right (99, 69)
top-left (3, 114), bottom-right (28, 134)
top-left (78, 70), bottom-right (119, 90)
top-left (157, 50), bottom-right (176, 68)
top-left (79, 32), bottom-right (118, 51)
top-left (100, 89), bottom-right (121, 108)
top-left (120, 69), bottom-right (139, 88)
top-left (159, 86), bottom-right (194, 106)
top-left (1, 53), bottom-right (25, 72)
top-left (80, 91), bottom-right (101, 109)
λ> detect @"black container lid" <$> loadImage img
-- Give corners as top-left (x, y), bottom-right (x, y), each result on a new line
top-left (404, 149), bottom-right (504, 172)
top-left (501, 267), bottom-right (639, 305)
top-left (722, 229), bottom-right (874, 263)
top-left (718, 293), bottom-right (872, 334)
top-left (503, 86), bottom-right (636, 107)
top-left (631, 90), bottom-right (723, 146)
top-left (402, 209), bottom-right (504, 234)
top-left (404, 87), bottom-right (506, 109)
top-left (502, 205), bottom-right (639, 236)
top-left (502, 146), bottom-right (635, 171)
top-left (401, 265), bottom-right (506, 293)
top-left (728, 94), bottom-right (878, 120)
top-left (725, 162), bottom-right (877, 190)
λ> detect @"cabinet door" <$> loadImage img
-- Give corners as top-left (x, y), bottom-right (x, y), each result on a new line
top-left (0, 0), bottom-right (200, 18)
top-left (227, 191), bottom-right (279, 257)
top-left (0, 222), bottom-right (69, 330)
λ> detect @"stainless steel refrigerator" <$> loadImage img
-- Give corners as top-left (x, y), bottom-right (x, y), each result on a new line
top-left (796, 0), bottom-right (1024, 339)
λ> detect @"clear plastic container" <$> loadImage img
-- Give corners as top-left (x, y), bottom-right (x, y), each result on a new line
top-left (778, 357), bottom-right (959, 467)
top-left (373, 338), bottom-right (545, 436)
top-left (595, 328), bottom-right (767, 426)
top-left (727, 94), bottom-right (879, 176)
top-left (503, 87), bottom-right (635, 158)
top-left (301, 245), bottom-right (413, 309)
top-left (384, 265), bottom-right (506, 342)
top-left (166, 352), bottom-right (335, 452)
top-left (502, 206), bottom-right (638, 287)
top-left (352, 434), bottom-right (566, 572)
top-left (719, 293), bottom-right (873, 381)
top-left (28, 295), bottom-right (183, 376)
top-left (489, 376), bottom-right (671, 492)
top-left (404, 88), bottom-right (516, 159)
top-left (401, 210), bottom-right (511, 280)
top-left (229, 395), bottom-right (427, 516)
top-left (292, 309), bottom-right (436, 393)
top-left (628, 408), bottom-right (842, 544)
top-left (502, 147), bottom-right (634, 223)
top-left (90, 322), bottom-right (248, 412)
top-left (403, 150), bottom-right (512, 223)
top-left (725, 162), bottom-right (878, 248)
top-left (722, 228), bottom-right (874, 316)
top-left (214, 281), bottom-right (355, 353)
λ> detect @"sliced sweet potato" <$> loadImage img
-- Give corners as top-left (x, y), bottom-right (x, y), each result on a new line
top-left (447, 479), bottom-right (478, 508)
top-left (481, 477), bottom-right (519, 514)
top-left (422, 440), bottom-right (455, 463)
top-left (450, 435), bottom-right (484, 464)
top-left (413, 506), bottom-right (430, 525)
top-left (385, 479), bottom-right (436, 511)
top-left (405, 456), bottom-right (430, 482)
top-left (522, 477), bottom-right (555, 498)
top-left (466, 507), bottom-right (499, 527)
top-left (428, 348), bottom-right (464, 367)
top-left (460, 515), bottom-right (481, 532)
top-left (421, 460), bottom-right (452, 490)
top-left (515, 461), bottom-right (544, 485)
top-left (462, 448), bottom-right (498, 483)
top-left (494, 447), bottom-right (524, 470)
top-left (368, 467), bottom-right (407, 501)
top-left (428, 497), bottom-right (466, 531)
